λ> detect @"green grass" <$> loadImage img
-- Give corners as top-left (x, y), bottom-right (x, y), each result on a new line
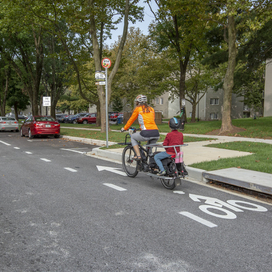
top-left (60, 127), bottom-right (213, 144)
top-left (61, 116), bottom-right (272, 138)
top-left (190, 141), bottom-right (272, 174)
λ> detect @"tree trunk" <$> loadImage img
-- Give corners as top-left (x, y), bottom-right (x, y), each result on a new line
top-left (220, 14), bottom-right (236, 134)
top-left (191, 102), bottom-right (196, 122)
top-left (90, 0), bottom-right (130, 132)
top-left (0, 67), bottom-right (10, 115)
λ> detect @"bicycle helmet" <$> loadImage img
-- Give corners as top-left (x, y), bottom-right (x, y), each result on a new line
top-left (135, 94), bottom-right (147, 103)
top-left (169, 117), bottom-right (181, 130)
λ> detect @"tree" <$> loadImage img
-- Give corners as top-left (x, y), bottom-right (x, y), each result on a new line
top-left (147, 0), bottom-right (210, 115)
top-left (0, 60), bottom-right (10, 116)
top-left (110, 27), bottom-right (170, 107)
top-left (0, 2), bottom-right (45, 115)
top-left (6, 72), bottom-right (30, 120)
top-left (204, 0), bottom-right (272, 133)
top-left (24, 0), bottom-right (144, 131)
top-left (111, 96), bottom-right (123, 113)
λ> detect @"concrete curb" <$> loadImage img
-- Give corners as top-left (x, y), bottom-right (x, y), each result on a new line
top-left (62, 135), bottom-right (116, 146)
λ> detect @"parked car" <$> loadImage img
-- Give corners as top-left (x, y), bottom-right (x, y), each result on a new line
top-left (109, 112), bottom-right (123, 122)
top-left (76, 113), bottom-right (97, 124)
top-left (65, 113), bottom-right (87, 124)
top-left (5, 113), bottom-right (26, 120)
top-left (56, 114), bottom-right (67, 123)
top-left (20, 116), bottom-right (60, 138)
top-left (0, 117), bottom-right (19, 132)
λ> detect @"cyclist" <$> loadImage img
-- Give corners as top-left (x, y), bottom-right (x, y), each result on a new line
top-left (154, 117), bottom-right (184, 176)
top-left (121, 94), bottom-right (160, 160)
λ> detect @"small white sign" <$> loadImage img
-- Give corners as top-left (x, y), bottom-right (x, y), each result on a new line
top-left (95, 82), bottom-right (106, 86)
top-left (43, 96), bottom-right (51, 106)
top-left (182, 99), bottom-right (186, 106)
top-left (95, 71), bottom-right (106, 81)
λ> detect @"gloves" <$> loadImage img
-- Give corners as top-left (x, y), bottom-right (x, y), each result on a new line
top-left (121, 127), bottom-right (125, 132)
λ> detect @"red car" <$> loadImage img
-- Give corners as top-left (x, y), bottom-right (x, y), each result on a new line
top-left (110, 112), bottom-right (123, 122)
top-left (20, 116), bottom-right (60, 138)
top-left (76, 113), bottom-right (97, 124)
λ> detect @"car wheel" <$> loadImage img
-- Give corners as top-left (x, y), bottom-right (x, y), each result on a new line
top-left (73, 120), bottom-right (77, 124)
top-left (20, 128), bottom-right (24, 137)
top-left (83, 120), bottom-right (88, 124)
top-left (54, 134), bottom-right (60, 138)
top-left (28, 129), bottom-right (33, 139)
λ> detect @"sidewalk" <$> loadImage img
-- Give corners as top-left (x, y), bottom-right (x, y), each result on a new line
top-left (62, 129), bottom-right (272, 196)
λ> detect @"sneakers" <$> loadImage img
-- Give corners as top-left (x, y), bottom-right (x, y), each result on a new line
top-left (157, 170), bottom-right (166, 176)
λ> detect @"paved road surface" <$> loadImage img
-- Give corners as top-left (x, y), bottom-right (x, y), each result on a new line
top-left (1, 132), bottom-right (271, 271)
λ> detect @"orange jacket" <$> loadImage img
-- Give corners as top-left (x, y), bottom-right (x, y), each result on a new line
top-left (124, 106), bottom-right (158, 131)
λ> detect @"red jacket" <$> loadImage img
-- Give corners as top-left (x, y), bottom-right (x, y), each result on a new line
top-left (163, 130), bottom-right (184, 155)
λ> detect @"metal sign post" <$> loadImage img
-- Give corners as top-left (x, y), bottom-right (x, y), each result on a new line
top-left (101, 58), bottom-right (112, 148)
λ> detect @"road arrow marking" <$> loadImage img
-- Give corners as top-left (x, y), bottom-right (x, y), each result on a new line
top-left (96, 166), bottom-right (127, 176)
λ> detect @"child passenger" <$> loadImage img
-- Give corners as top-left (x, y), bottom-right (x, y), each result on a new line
top-left (154, 117), bottom-right (183, 176)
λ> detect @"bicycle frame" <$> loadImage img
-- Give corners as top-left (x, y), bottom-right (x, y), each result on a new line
top-left (121, 130), bottom-right (188, 189)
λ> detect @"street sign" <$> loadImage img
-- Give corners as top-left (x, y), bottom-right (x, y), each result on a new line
top-left (43, 96), bottom-right (51, 107)
top-left (101, 58), bottom-right (111, 69)
top-left (95, 71), bottom-right (105, 82)
top-left (95, 82), bottom-right (106, 85)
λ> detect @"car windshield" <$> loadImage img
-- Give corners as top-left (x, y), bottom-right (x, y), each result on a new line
top-left (35, 117), bottom-right (55, 122)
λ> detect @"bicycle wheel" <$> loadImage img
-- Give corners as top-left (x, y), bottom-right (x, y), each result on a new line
top-left (122, 145), bottom-right (139, 177)
top-left (161, 161), bottom-right (178, 189)
top-left (160, 177), bottom-right (179, 190)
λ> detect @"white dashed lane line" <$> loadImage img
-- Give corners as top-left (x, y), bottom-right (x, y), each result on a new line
top-left (40, 158), bottom-right (51, 162)
top-left (25, 151), bottom-right (33, 155)
top-left (0, 140), bottom-right (11, 146)
top-left (103, 183), bottom-right (127, 191)
top-left (61, 148), bottom-right (86, 154)
top-left (14, 147), bottom-right (20, 149)
top-left (64, 167), bottom-right (78, 173)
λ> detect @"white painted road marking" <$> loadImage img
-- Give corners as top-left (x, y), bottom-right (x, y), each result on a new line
top-left (64, 167), bottom-right (78, 172)
top-left (103, 183), bottom-right (127, 191)
top-left (40, 158), bottom-right (51, 162)
top-left (0, 140), bottom-right (11, 146)
top-left (179, 211), bottom-right (218, 228)
top-left (25, 151), bottom-right (33, 155)
top-left (173, 191), bottom-right (185, 195)
top-left (97, 166), bottom-right (127, 176)
top-left (61, 148), bottom-right (86, 154)
top-left (14, 147), bottom-right (20, 149)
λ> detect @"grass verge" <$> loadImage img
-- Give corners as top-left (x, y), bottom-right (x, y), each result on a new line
top-left (60, 127), bottom-right (214, 145)
top-left (60, 116), bottom-right (272, 138)
top-left (190, 142), bottom-right (272, 174)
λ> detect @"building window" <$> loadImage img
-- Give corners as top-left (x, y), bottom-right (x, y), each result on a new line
top-left (156, 98), bottom-right (159, 104)
top-left (160, 98), bottom-right (163, 104)
top-left (210, 98), bottom-right (219, 105)
top-left (210, 113), bottom-right (218, 120)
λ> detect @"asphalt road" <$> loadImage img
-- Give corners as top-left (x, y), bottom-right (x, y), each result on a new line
top-left (1, 132), bottom-right (272, 272)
